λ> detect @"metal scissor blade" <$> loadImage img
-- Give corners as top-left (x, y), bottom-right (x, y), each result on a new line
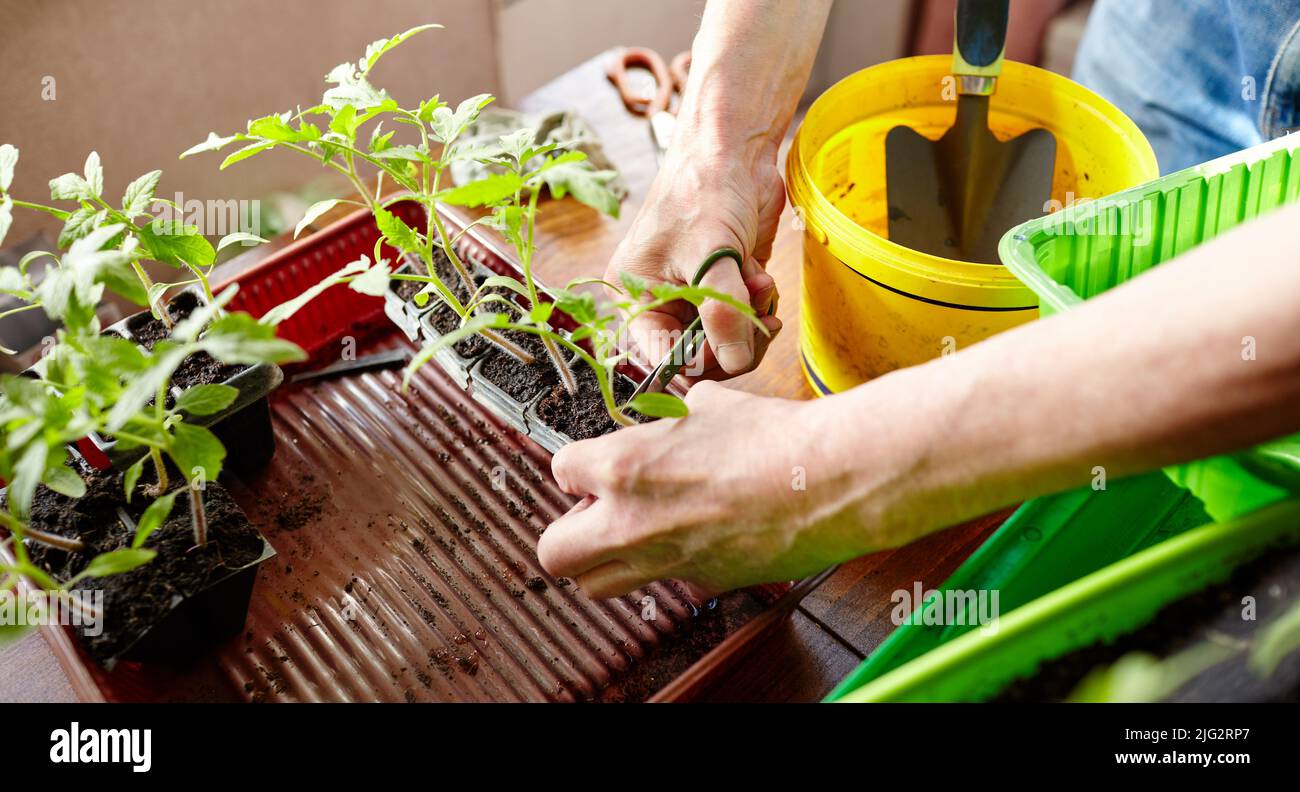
top-left (629, 318), bottom-right (704, 399)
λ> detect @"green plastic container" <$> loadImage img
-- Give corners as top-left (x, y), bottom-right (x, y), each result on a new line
top-left (1002, 134), bottom-right (1300, 521)
top-left (826, 135), bottom-right (1300, 703)
top-left (835, 498), bottom-right (1300, 702)
top-left (826, 471), bottom-right (1209, 700)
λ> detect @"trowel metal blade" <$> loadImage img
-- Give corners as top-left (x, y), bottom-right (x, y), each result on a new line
top-left (886, 114), bottom-right (1056, 264)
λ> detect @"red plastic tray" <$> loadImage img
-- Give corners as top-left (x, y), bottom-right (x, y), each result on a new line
top-left (27, 201), bottom-right (812, 702)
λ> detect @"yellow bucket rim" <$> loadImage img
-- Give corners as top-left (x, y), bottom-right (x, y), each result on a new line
top-left (786, 55), bottom-right (1158, 309)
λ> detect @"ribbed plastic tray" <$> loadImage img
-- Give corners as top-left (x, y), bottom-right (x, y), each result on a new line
top-left (35, 200), bottom-right (805, 702)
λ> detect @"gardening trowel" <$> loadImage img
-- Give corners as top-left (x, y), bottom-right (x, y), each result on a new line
top-left (885, 0), bottom-right (1057, 264)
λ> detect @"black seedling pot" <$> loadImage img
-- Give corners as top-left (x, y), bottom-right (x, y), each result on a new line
top-left (77, 291), bottom-right (283, 477)
top-left (106, 533), bottom-right (276, 670)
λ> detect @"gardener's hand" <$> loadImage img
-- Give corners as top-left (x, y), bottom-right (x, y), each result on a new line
top-left (538, 382), bottom-right (908, 597)
top-left (604, 0), bottom-right (832, 379)
top-left (608, 148), bottom-right (784, 379)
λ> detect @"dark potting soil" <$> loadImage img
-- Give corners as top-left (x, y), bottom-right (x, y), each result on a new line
top-left (597, 588), bottom-right (768, 703)
top-left (19, 470), bottom-right (264, 663)
top-left (474, 331), bottom-right (560, 402)
top-left (127, 292), bottom-right (246, 390)
top-left (427, 304), bottom-right (490, 358)
top-left (535, 364), bottom-right (646, 441)
top-left (993, 546), bottom-right (1300, 702)
top-left (392, 248), bottom-right (471, 305)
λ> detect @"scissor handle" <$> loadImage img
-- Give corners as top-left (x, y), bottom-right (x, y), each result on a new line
top-left (649, 248), bottom-right (745, 390)
top-left (606, 46), bottom-right (673, 117)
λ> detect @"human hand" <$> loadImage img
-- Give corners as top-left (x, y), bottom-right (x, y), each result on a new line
top-left (606, 144), bottom-right (784, 379)
top-left (537, 382), bottom-right (896, 598)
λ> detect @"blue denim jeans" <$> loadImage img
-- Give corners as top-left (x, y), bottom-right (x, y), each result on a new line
top-left (1075, 0), bottom-right (1300, 173)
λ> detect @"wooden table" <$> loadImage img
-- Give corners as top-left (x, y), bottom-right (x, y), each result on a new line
top-left (0, 52), bottom-right (1007, 703)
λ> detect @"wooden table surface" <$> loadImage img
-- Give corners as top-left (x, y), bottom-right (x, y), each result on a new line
top-left (1, 51), bottom-right (1007, 703)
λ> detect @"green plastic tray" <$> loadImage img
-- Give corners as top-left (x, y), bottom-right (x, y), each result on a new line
top-left (825, 471), bottom-right (1209, 700)
top-left (1001, 134), bottom-right (1300, 521)
top-left (835, 498), bottom-right (1300, 702)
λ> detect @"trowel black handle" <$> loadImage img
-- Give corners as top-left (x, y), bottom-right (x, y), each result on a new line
top-left (953, 0), bottom-right (1009, 79)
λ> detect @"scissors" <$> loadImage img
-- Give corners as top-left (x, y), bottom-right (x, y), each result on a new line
top-left (629, 248), bottom-right (745, 399)
top-left (606, 46), bottom-right (692, 162)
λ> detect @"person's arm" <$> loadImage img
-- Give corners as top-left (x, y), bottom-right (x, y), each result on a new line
top-left (610, 0), bottom-right (832, 375)
top-left (539, 202), bottom-right (1300, 598)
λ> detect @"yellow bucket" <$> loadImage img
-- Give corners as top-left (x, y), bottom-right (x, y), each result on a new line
top-left (787, 56), bottom-right (1157, 395)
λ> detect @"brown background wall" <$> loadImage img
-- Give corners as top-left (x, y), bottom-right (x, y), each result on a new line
top-left (0, 0), bottom-right (499, 241)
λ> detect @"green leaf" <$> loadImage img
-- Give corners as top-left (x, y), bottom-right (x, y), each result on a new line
top-left (83, 151), bottom-right (103, 198)
top-left (430, 93), bottom-right (494, 144)
top-left (179, 132), bottom-right (238, 159)
top-left (417, 96), bottom-right (446, 123)
top-left (618, 271), bottom-right (647, 298)
top-left (362, 24), bottom-right (442, 73)
top-left (0, 622), bottom-right (33, 648)
top-left (0, 263), bottom-right (28, 298)
top-left (259, 256), bottom-right (370, 325)
top-left (9, 442), bottom-right (47, 519)
top-left (554, 289), bottom-right (597, 325)
top-left (174, 383), bottom-right (239, 415)
top-left (80, 548), bottom-right (156, 579)
top-left (137, 220), bottom-right (216, 269)
top-left (349, 258), bottom-right (391, 297)
top-left (98, 254), bottom-right (150, 307)
top-left (323, 63), bottom-right (392, 111)
top-left (328, 105), bottom-right (359, 139)
top-left (528, 302), bottom-right (555, 325)
top-left (43, 464), bottom-right (86, 499)
top-left (132, 492), bottom-right (178, 549)
top-left (624, 392), bottom-right (688, 419)
top-left (216, 231), bottom-right (268, 254)
top-left (648, 283), bottom-right (767, 332)
top-left (371, 145), bottom-right (430, 163)
top-left (106, 346), bottom-right (189, 432)
top-left (57, 206), bottom-right (102, 248)
top-left (48, 171), bottom-right (93, 201)
top-left (199, 312), bottom-right (306, 364)
top-left (498, 128), bottom-right (537, 163)
top-left (220, 141), bottom-right (275, 170)
top-left (124, 456), bottom-right (145, 503)
top-left (369, 123), bottom-right (394, 153)
top-left (248, 113), bottom-right (303, 142)
top-left (438, 172), bottom-right (524, 208)
top-left (0, 143), bottom-right (17, 192)
top-left (374, 207), bottom-right (422, 253)
top-left (121, 170), bottom-right (162, 217)
top-left (540, 159), bottom-right (621, 218)
top-left (294, 198), bottom-right (341, 238)
top-left (1250, 598), bottom-right (1300, 677)
top-left (170, 422), bottom-right (226, 482)
top-left (475, 274), bottom-right (530, 299)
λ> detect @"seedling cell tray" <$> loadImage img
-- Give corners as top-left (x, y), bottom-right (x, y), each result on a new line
top-left (35, 200), bottom-right (809, 702)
